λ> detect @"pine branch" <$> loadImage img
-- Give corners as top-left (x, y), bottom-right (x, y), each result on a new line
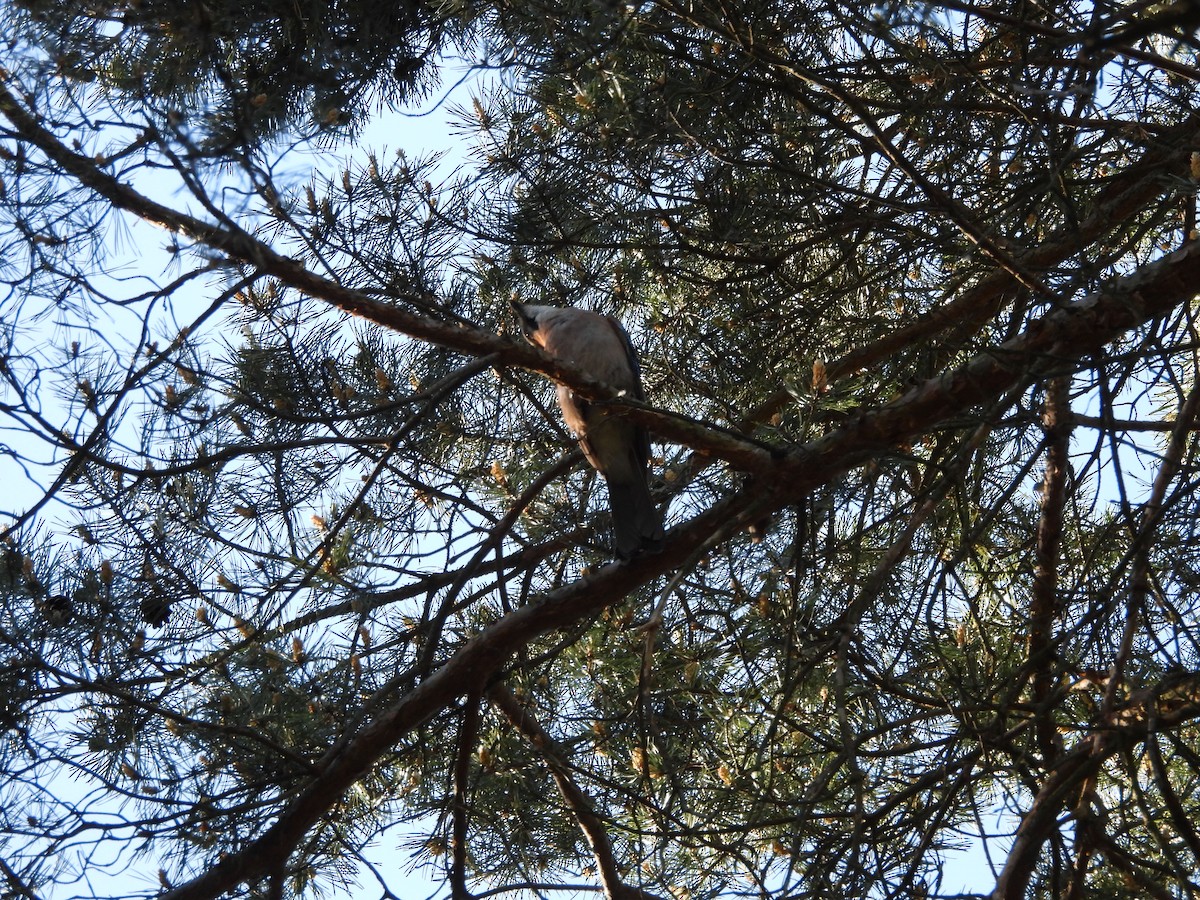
top-left (0, 82), bottom-right (777, 476)
top-left (489, 683), bottom-right (667, 900)
top-left (737, 110), bottom-right (1200, 434)
top-left (1028, 375), bottom-right (1073, 765)
top-left (994, 672), bottom-right (1200, 899)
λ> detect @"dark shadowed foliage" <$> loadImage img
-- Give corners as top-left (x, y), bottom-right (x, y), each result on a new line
top-left (2, 2), bottom-right (1200, 898)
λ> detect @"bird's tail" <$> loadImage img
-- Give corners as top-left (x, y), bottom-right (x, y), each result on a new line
top-left (607, 477), bottom-right (664, 559)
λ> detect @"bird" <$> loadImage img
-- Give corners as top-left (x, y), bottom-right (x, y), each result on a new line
top-left (511, 300), bottom-right (664, 558)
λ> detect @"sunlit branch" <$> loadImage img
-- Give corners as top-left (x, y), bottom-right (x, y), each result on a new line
top-left (737, 111), bottom-right (1200, 433)
top-left (128, 196), bottom-right (1200, 900)
top-left (0, 82), bottom-right (777, 475)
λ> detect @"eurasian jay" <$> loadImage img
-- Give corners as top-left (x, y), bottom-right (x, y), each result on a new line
top-left (511, 301), bottom-right (664, 558)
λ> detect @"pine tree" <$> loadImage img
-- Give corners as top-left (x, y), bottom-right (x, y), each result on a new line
top-left (3, 1), bottom-right (1200, 898)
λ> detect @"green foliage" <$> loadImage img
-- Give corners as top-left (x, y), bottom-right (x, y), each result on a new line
top-left (3, 0), bottom-right (1200, 898)
top-left (4, 0), bottom-right (464, 145)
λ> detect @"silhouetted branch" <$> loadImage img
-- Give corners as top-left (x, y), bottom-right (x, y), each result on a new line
top-left (489, 683), bottom-right (667, 900)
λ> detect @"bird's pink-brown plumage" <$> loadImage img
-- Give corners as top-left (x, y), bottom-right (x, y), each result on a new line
top-left (512, 302), bottom-right (663, 558)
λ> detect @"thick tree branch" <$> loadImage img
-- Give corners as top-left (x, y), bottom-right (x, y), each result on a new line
top-left (151, 235), bottom-right (1200, 900)
top-left (0, 82), bottom-right (776, 477)
top-left (737, 111), bottom-right (1200, 433)
top-left (451, 690), bottom-right (484, 900)
top-left (779, 238), bottom-right (1200, 494)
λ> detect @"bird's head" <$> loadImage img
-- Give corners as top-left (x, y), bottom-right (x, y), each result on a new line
top-left (510, 300), bottom-right (547, 346)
